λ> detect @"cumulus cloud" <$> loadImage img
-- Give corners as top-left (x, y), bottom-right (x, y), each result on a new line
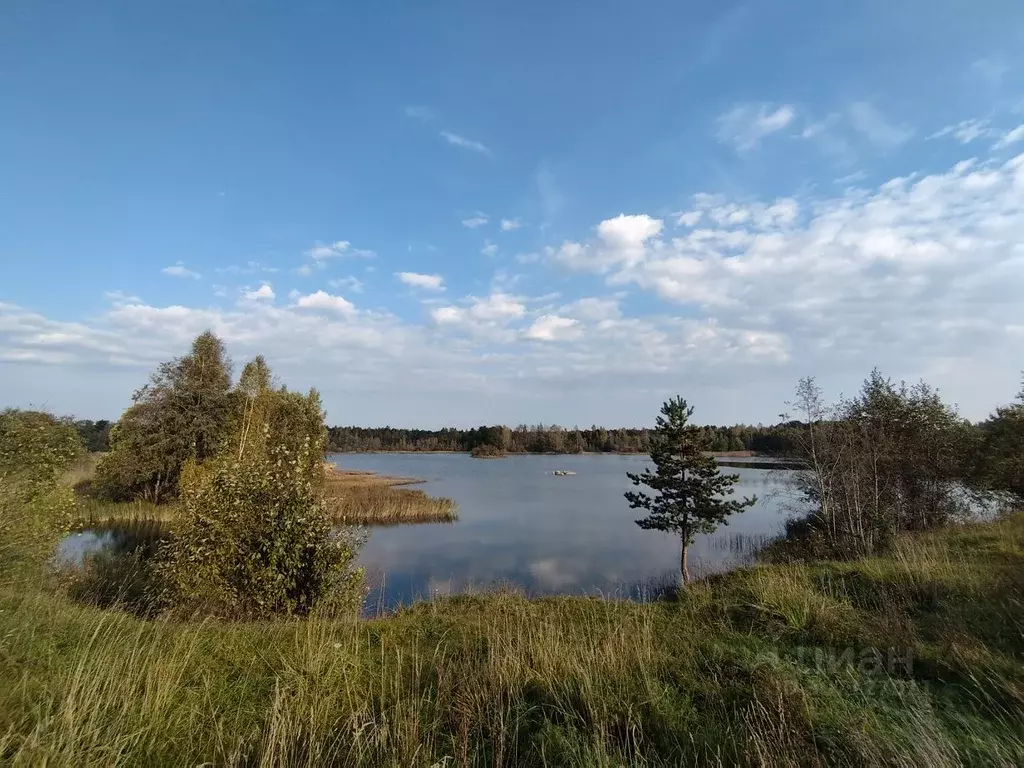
top-left (500, 218), bottom-right (522, 231)
top-left (551, 214), bottom-right (664, 272)
top-left (546, 151), bottom-right (1024, 401)
top-left (294, 290), bottom-right (356, 315)
top-left (5, 140), bottom-right (1024, 426)
top-left (429, 293), bottom-right (527, 337)
top-left (716, 103), bottom-right (795, 151)
top-left (328, 276), bottom-right (364, 293)
top-left (461, 214), bottom-right (489, 228)
top-left (161, 262), bottom-right (201, 279)
top-left (525, 315), bottom-right (582, 342)
top-left (243, 283), bottom-right (275, 301)
top-left (560, 297), bottom-right (621, 322)
top-left (397, 272), bottom-right (445, 290)
top-left (308, 241), bottom-right (350, 261)
top-left (481, 240), bottom-right (498, 257)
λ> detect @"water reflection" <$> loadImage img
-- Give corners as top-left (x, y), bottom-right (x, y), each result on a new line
top-left (334, 453), bottom-right (797, 614)
top-left (59, 454), bottom-right (800, 615)
top-left (59, 520), bottom-right (165, 566)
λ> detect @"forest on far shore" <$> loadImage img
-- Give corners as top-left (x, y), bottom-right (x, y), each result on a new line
top-left (324, 422), bottom-right (801, 455)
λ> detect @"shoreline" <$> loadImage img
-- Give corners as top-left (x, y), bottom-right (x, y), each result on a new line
top-left (328, 449), bottom-right (760, 458)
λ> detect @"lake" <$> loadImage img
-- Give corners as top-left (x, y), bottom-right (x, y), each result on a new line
top-left (60, 453), bottom-right (800, 614)
top-left (336, 453), bottom-right (797, 612)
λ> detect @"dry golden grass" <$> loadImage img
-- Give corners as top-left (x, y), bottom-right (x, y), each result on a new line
top-left (59, 452), bottom-right (103, 491)
top-left (322, 466), bottom-right (457, 524)
top-left (66, 458), bottom-right (456, 528)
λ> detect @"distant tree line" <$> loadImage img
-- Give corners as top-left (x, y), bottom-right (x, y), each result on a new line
top-left (74, 420), bottom-right (111, 452)
top-left (326, 422), bottom-right (804, 455)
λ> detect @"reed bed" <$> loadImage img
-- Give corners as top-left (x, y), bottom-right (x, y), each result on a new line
top-left (323, 468), bottom-right (457, 524)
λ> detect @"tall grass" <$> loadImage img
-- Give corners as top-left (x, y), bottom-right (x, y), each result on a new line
top-left (3, 514), bottom-right (1024, 765)
top-left (65, 460), bottom-right (457, 528)
top-left (323, 469), bottom-right (457, 524)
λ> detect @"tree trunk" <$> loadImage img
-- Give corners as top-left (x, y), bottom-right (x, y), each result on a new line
top-left (680, 537), bottom-right (691, 586)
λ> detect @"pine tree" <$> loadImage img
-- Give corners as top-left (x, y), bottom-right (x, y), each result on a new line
top-left (625, 397), bottom-right (755, 585)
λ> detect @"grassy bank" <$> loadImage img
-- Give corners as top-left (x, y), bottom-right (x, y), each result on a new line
top-left (2, 513), bottom-right (1022, 765)
top-left (322, 466), bottom-right (458, 525)
top-left (64, 458), bottom-right (457, 528)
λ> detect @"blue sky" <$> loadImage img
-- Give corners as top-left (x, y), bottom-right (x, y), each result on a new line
top-left (2, 1), bottom-right (1024, 426)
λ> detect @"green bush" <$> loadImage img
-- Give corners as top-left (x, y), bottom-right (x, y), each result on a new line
top-left (0, 409), bottom-right (81, 578)
top-left (160, 438), bottom-right (362, 618)
top-left (159, 365), bottom-right (361, 619)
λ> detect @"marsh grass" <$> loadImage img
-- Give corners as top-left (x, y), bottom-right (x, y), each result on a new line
top-left (66, 461), bottom-right (457, 527)
top-left (2, 514), bottom-right (1023, 765)
top-left (323, 467), bottom-right (457, 524)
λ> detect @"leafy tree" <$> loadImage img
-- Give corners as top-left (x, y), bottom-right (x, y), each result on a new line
top-left (783, 371), bottom-right (976, 557)
top-left (0, 409), bottom-right (81, 577)
top-left (95, 331), bottom-right (232, 502)
top-left (74, 419), bottom-right (111, 452)
top-left (625, 397), bottom-right (755, 585)
top-left (976, 374), bottom-right (1024, 500)
top-left (161, 357), bottom-right (361, 618)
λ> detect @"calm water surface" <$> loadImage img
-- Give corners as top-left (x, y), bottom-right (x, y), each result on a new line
top-left (61, 453), bottom-right (799, 613)
top-left (334, 453), bottom-right (797, 611)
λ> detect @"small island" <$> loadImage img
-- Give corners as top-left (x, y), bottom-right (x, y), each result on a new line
top-left (470, 443), bottom-right (507, 458)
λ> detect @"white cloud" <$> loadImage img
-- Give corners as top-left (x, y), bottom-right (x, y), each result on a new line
top-left (467, 293), bottom-right (525, 322)
top-left (676, 211), bottom-right (702, 227)
top-left (397, 272), bottom-right (445, 290)
top-left (798, 112), bottom-right (857, 166)
top-left (161, 262), bottom-right (200, 279)
top-left (552, 214), bottom-right (664, 272)
top-left (430, 306), bottom-right (463, 324)
top-left (6, 138), bottom-right (1024, 427)
top-left (440, 131), bottom-right (490, 155)
top-left (328, 276), bottom-right (365, 293)
top-left (294, 290), bottom-right (356, 315)
top-left (215, 261), bottom-right (278, 276)
top-left (243, 283), bottom-right (275, 301)
top-left (801, 112), bottom-right (841, 139)
top-left (716, 103), bottom-right (795, 151)
top-left (462, 215), bottom-right (489, 228)
top-left (994, 124), bottom-right (1024, 150)
top-left (104, 290), bottom-right (141, 306)
top-left (500, 218), bottom-right (522, 231)
top-left (542, 150), bottom-right (1024, 399)
top-left (309, 241), bottom-right (350, 261)
top-left (481, 240), bottom-right (498, 257)
top-left (848, 102), bottom-right (913, 148)
top-left (430, 292), bottom-right (526, 337)
top-left (834, 170), bottom-right (868, 185)
top-left (525, 315), bottom-right (582, 342)
top-left (928, 118), bottom-right (992, 144)
top-left (560, 297), bottom-right (621, 322)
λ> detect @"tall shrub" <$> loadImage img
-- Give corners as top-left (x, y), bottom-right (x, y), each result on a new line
top-left (975, 376), bottom-right (1024, 501)
top-left (0, 409), bottom-right (81, 578)
top-left (161, 359), bottom-right (361, 618)
top-left (784, 371), bottom-right (973, 556)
